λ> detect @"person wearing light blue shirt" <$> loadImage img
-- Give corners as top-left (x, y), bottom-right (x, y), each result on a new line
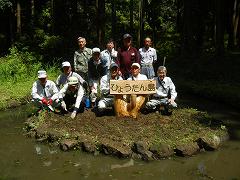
top-left (100, 39), bottom-right (118, 74)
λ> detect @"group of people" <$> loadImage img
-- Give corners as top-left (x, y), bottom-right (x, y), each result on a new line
top-left (31, 33), bottom-right (177, 119)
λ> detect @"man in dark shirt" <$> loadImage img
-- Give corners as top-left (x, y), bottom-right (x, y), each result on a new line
top-left (116, 34), bottom-right (140, 79)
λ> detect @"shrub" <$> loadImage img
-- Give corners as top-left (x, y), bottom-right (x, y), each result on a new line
top-left (0, 46), bottom-right (42, 82)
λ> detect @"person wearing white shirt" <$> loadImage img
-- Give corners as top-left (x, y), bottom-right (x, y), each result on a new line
top-left (100, 39), bottom-right (118, 74)
top-left (98, 63), bottom-right (123, 113)
top-left (145, 66), bottom-right (177, 115)
top-left (32, 70), bottom-right (60, 111)
top-left (127, 63), bottom-right (148, 118)
top-left (127, 63), bottom-right (148, 81)
top-left (139, 37), bottom-right (157, 79)
top-left (56, 61), bottom-right (86, 89)
top-left (59, 76), bottom-right (85, 119)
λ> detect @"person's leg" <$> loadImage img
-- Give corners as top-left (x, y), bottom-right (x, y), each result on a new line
top-left (145, 99), bottom-right (161, 111)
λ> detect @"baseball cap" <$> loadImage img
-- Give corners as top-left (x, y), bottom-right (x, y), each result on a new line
top-left (123, 33), bottom-right (132, 39)
top-left (38, 70), bottom-right (47, 78)
top-left (92, 47), bottom-right (101, 54)
top-left (62, 61), bottom-right (71, 67)
top-left (131, 63), bottom-right (140, 69)
top-left (110, 63), bottom-right (119, 69)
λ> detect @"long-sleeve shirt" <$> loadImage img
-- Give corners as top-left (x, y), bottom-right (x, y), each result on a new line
top-left (153, 77), bottom-right (177, 100)
top-left (100, 74), bottom-right (123, 96)
top-left (59, 83), bottom-right (84, 109)
top-left (74, 48), bottom-right (92, 74)
top-left (127, 74), bottom-right (148, 81)
top-left (56, 71), bottom-right (85, 89)
top-left (100, 49), bottom-right (118, 69)
top-left (116, 46), bottom-right (140, 78)
top-left (31, 80), bottom-right (59, 100)
top-left (88, 58), bottom-right (106, 86)
top-left (139, 47), bottom-right (157, 65)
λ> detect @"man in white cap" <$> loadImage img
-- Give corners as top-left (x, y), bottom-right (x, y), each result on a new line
top-left (145, 66), bottom-right (177, 115)
top-left (32, 70), bottom-right (60, 112)
top-left (126, 63), bottom-right (148, 118)
top-left (74, 37), bottom-right (92, 81)
top-left (56, 61), bottom-right (86, 89)
top-left (88, 47), bottom-right (106, 105)
top-left (97, 63), bottom-right (123, 114)
top-left (127, 63), bottom-right (148, 81)
top-left (59, 76), bottom-right (85, 119)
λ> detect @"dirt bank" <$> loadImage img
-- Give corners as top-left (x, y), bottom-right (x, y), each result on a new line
top-left (25, 108), bottom-right (228, 161)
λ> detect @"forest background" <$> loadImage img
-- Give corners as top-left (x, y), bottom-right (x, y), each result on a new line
top-left (0, 0), bottom-right (239, 110)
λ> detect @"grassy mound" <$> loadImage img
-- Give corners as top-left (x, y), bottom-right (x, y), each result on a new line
top-left (25, 108), bottom-right (228, 160)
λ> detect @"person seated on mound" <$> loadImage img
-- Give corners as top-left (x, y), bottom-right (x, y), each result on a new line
top-left (145, 66), bottom-right (177, 115)
top-left (126, 63), bottom-right (148, 118)
top-left (97, 63), bottom-right (123, 114)
top-left (59, 76), bottom-right (85, 119)
top-left (31, 70), bottom-right (61, 112)
top-left (56, 61), bottom-right (87, 89)
top-left (56, 61), bottom-right (89, 108)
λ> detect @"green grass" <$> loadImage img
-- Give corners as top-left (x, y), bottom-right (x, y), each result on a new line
top-left (0, 47), bottom-right (60, 110)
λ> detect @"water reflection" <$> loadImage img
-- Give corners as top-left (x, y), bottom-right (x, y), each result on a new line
top-left (0, 100), bottom-right (240, 180)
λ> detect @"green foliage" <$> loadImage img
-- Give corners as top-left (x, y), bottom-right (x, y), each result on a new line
top-left (0, 0), bottom-right (12, 10)
top-left (0, 47), bottom-right (41, 82)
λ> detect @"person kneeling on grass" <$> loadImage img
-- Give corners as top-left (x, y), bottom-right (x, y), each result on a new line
top-left (59, 76), bottom-right (84, 119)
top-left (97, 63), bottom-right (123, 114)
top-left (145, 66), bottom-right (177, 115)
top-left (31, 70), bottom-right (61, 112)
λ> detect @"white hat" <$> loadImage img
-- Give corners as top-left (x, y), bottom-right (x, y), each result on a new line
top-left (68, 76), bottom-right (78, 85)
top-left (62, 61), bottom-right (71, 67)
top-left (131, 63), bottom-right (140, 69)
top-left (38, 70), bottom-right (47, 78)
top-left (92, 47), bottom-right (101, 54)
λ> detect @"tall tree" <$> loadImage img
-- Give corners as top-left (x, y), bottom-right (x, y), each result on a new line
top-left (96, 0), bottom-right (105, 48)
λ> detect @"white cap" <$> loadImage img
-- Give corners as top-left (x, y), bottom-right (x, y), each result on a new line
top-left (92, 47), bottom-right (101, 54)
top-left (62, 61), bottom-right (71, 67)
top-left (68, 76), bottom-right (78, 85)
top-left (131, 63), bottom-right (140, 69)
top-left (38, 70), bottom-right (47, 78)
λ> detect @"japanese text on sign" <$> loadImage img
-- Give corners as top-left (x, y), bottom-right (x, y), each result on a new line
top-left (110, 80), bottom-right (156, 94)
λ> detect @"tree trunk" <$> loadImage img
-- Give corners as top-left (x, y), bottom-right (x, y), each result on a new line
top-left (130, 0), bottom-right (133, 34)
top-left (111, 0), bottom-right (116, 41)
top-left (96, 0), bottom-right (105, 48)
top-left (233, 0), bottom-right (240, 46)
top-left (16, 1), bottom-right (21, 35)
top-left (215, 0), bottom-right (225, 55)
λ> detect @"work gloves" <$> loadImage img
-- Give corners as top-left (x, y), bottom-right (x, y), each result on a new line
top-left (41, 98), bottom-right (53, 105)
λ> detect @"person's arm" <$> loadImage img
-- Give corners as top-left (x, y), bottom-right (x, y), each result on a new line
top-left (75, 73), bottom-right (85, 84)
top-left (50, 82), bottom-right (60, 101)
top-left (100, 76), bottom-right (109, 96)
top-left (153, 48), bottom-right (157, 62)
top-left (31, 81), bottom-right (42, 100)
top-left (135, 48), bottom-right (141, 64)
top-left (168, 77), bottom-right (177, 100)
top-left (74, 85), bottom-right (84, 110)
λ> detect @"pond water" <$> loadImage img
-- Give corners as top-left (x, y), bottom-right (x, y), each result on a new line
top-left (0, 96), bottom-right (240, 180)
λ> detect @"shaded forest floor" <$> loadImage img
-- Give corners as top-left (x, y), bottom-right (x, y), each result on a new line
top-left (25, 108), bottom-right (228, 160)
top-left (165, 52), bottom-right (240, 109)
